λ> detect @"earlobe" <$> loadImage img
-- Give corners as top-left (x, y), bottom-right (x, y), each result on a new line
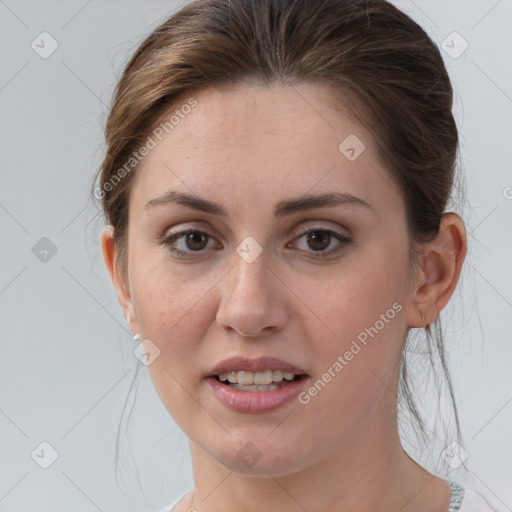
top-left (407, 213), bottom-right (467, 328)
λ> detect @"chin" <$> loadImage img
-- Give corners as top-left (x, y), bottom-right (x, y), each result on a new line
top-left (208, 433), bottom-right (311, 477)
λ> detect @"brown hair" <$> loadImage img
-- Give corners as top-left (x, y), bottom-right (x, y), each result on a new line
top-left (95, 0), bottom-right (464, 466)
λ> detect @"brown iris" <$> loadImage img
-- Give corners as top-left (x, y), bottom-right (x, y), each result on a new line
top-left (306, 231), bottom-right (331, 251)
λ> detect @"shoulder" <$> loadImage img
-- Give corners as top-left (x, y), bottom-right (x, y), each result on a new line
top-left (156, 501), bottom-right (176, 512)
top-left (460, 488), bottom-right (496, 512)
top-left (156, 504), bottom-right (175, 512)
top-left (156, 498), bottom-right (179, 512)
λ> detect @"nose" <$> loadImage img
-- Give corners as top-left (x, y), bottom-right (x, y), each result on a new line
top-left (215, 248), bottom-right (288, 338)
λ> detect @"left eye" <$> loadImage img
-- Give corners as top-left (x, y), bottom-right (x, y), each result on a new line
top-left (288, 228), bottom-right (351, 258)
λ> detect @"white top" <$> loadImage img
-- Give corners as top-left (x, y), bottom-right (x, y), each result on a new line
top-left (157, 483), bottom-right (496, 512)
top-left (459, 489), bottom-right (496, 512)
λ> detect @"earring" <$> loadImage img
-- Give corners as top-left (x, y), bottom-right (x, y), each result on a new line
top-left (134, 333), bottom-right (141, 341)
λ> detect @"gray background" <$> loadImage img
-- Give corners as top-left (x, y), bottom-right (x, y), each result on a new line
top-left (1, 1), bottom-right (511, 511)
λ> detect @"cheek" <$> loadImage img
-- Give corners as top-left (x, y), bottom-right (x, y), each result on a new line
top-left (128, 256), bottom-right (224, 419)
top-left (131, 252), bottom-right (217, 340)
top-left (301, 241), bottom-right (408, 409)
top-left (298, 295), bottom-right (405, 449)
top-left (309, 248), bottom-right (408, 353)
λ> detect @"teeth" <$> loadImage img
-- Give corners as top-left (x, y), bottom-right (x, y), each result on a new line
top-left (237, 371), bottom-right (254, 385)
top-left (272, 370), bottom-right (284, 382)
top-left (217, 370), bottom-right (297, 384)
top-left (254, 370), bottom-right (273, 385)
top-left (230, 383), bottom-right (281, 392)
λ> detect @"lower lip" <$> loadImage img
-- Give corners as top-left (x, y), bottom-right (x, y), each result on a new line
top-left (206, 375), bottom-right (309, 413)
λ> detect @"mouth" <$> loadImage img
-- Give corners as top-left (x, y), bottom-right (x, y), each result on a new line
top-left (213, 370), bottom-right (305, 392)
top-left (205, 355), bottom-right (310, 412)
top-left (205, 357), bottom-right (310, 413)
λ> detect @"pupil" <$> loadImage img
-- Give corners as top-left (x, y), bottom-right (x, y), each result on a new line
top-left (186, 232), bottom-right (207, 251)
top-left (307, 231), bottom-right (330, 251)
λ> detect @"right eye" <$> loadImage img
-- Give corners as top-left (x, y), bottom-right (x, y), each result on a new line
top-left (159, 229), bottom-right (222, 259)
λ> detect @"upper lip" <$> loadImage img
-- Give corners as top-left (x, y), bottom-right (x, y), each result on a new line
top-left (207, 356), bottom-right (308, 376)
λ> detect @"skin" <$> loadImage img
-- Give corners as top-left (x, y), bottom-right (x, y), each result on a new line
top-left (102, 82), bottom-right (467, 512)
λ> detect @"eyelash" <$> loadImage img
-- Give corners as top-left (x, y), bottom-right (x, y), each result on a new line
top-left (157, 227), bottom-right (352, 260)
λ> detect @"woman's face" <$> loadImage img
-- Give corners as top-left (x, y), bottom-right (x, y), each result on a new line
top-left (114, 82), bottom-right (420, 475)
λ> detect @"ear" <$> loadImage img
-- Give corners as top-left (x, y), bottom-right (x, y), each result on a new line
top-left (101, 226), bottom-right (139, 337)
top-left (406, 212), bottom-right (467, 328)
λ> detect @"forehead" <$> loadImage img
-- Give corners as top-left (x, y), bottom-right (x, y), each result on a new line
top-left (133, 82), bottom-right (402, 218)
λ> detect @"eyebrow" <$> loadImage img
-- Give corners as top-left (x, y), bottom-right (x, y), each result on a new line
top-left (145, 190), bottom-right (373, 217)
